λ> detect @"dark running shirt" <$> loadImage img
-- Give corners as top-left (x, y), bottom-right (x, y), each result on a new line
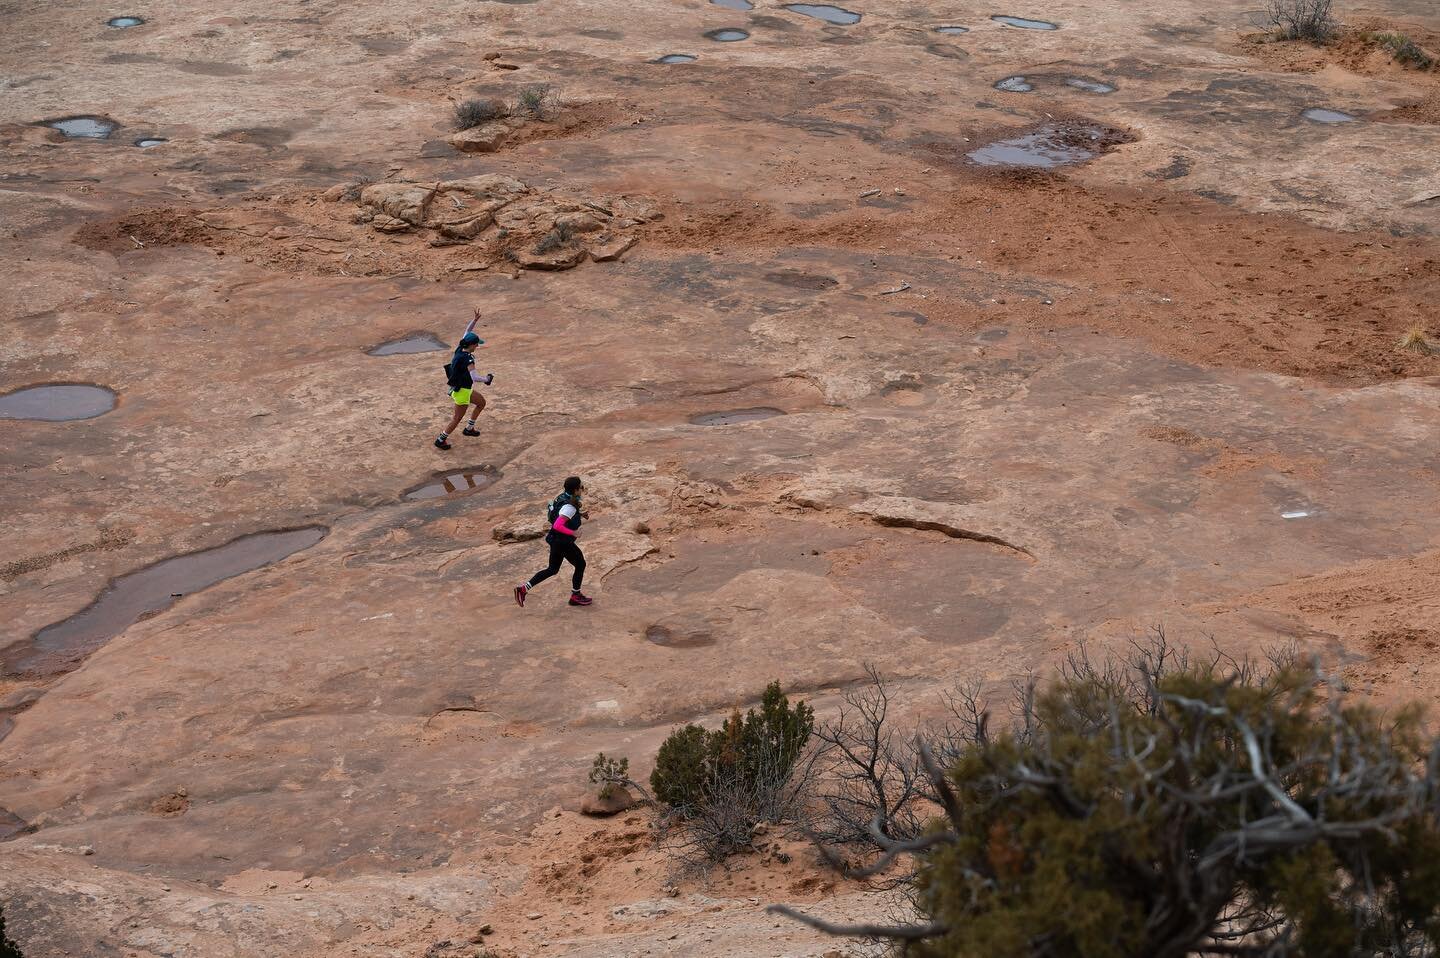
top-left (446, 348), bottom-right (475, 391)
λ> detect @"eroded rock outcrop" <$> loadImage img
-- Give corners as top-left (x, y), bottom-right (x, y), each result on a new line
top-left (353, 176), bottom-right (658, 271)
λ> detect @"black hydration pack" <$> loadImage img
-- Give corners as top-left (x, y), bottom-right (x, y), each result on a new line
top-left (547, 491), bottom-right (580, 526)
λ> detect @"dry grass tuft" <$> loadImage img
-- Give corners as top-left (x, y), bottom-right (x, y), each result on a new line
top-left (1397, 327), bottom-right (1438, 355)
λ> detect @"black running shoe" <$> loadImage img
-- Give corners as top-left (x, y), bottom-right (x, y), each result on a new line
top-left (434, 438), bottom-right (452, 450)
top-left (462, 427), bottom-right (481, 437)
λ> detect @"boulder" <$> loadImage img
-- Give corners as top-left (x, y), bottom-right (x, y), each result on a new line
top-left (359, 183), bottom-right (434, 226)
top-left (590, 235), bottom-right (637, 262)
top-left (448, 123), bottom-right (510, 154)
top-left (513, 245), bottom-right (587, 271)
top-left (554, 211), bottom-right (604, 233)
top-left (580, 786), bottom-right (636, 817)
top-left (438, 213), bottom-right (494, 241)
top-left (370, 214), bottom-right (411, 233)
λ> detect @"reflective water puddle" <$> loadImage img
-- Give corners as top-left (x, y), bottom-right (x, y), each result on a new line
top-left (690, 407), bottom-right (786, 426)
top-left (0, 384), bottom-right (117, 421)
top-left (367, 332), bottom-right (448, 356)
top-left (4, 527), bottom-right (327, 679)
top-left (992, 15), bottom-right (1058, 29)
top-left (1066, 77), bottom-right (1115, 94)
top-left (784, 3), bottom-right (862, 24)
top-left (45, 116), bottom-right (118, 139)
top-left (705, 28), bottom-right (750, 41)
top-left (1301, 108), bottom-right (1355, 123)
top-left (968, 124), bottom-right (1113, 168)
top-left (655, 53), bottom-right (698, 63)
top-left (107, 15), bottom-right (145, 27)
top-left (994, 76), bottom-right (1033, 92)
top-left (403, 467), bottom-right (502, 501)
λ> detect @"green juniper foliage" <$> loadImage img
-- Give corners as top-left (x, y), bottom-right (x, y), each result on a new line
top-left (0, 902), bottom-right (22, 958)
top-left (651, 681), bottom-right (814, 814)
top-left (651, 682), bottom-right (815, 866)
top-left (588, 752), bottom-right (630, 800)
top-left (904, 651), bottom-right (1440, 958)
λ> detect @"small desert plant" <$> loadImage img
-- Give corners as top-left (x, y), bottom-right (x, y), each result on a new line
top-left (532, 221), bottom-right (575, 255)
top-left (1267, 0), bottom-right (1335, 41)
top-left (1398, 326), bottom-right (1438, 355)
top-left (651, 682), bottom-right (816, 866)
top-left (1374, 31), bottom-right (1435, 68)
top-left (588, 752), bottom-right (631, 800)
top-left (513, 83), bottom-right (554, 120)
top-left (341, 175), bottom-right (374, 202)
top-left (452, 98), bottom-right (507, 130)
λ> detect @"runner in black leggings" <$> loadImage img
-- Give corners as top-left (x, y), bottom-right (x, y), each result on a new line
top-left (515, 476), bottom-right (593, 608)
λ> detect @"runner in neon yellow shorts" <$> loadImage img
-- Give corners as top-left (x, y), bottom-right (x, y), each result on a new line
top-left (435, 309), bottom-right (493, 451)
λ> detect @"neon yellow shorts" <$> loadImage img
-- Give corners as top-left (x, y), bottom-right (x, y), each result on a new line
top-left (451, 388), bottom-right (473, 406)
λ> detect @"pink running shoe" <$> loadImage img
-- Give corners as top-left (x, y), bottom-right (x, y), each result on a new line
top-left (514, 583), bottom-right (529, 607)
top-left (568, 592), bottom-right (593, 607)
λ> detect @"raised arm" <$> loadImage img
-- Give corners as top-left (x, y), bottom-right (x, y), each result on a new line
top-left (461, 307), bottom-right (480, 340)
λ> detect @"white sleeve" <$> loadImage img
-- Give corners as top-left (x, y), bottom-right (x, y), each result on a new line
top-left (559, 504), bottom-right (578, 519)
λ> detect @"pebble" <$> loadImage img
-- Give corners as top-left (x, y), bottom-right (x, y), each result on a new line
top-left (527, 912), bottom-right (542, 920)
top-left (80, 845), bottom-right (95, 856)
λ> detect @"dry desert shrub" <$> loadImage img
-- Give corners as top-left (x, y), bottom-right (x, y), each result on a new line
top-left (452, 98), bottom-right (507, 130)
top-left (1267, 0), bottom-right (1335, 41)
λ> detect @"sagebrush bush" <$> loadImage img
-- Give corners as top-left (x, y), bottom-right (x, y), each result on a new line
top-left (514, 84), bottom-right (553, 119)
top-left (453, 98), bottom-right (507, 130)
top-left (533, 222), bottom-right (575, 254)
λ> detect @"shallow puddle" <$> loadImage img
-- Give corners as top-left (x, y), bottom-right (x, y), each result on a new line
top-left (367, 332), bottom-right (448, 356)
top-left (403, 466), bottom-right (502, 501)
top-left (935, 25), bottom-right (969, 33)
top-left (992, 15), bottom-right (1058, 29)
top-left (1280, 509), bottom-right (1312, 519)
top-left (1066, 77), bottom-right (1115, 94)
top-left (762, 270), bottom-right (839, 290)
top-left (4, 527), bottom-right (327, 679)
top-left (704, 28), bottom-right (750, 41)
top-left (655, 53), bottom-right (698, 63)
top-left (0, 809), bottom-right (27, 842)
top-left (710, 0), bottom-right (753, 8)
top-left (0, 384), bottom-right (117, 421)
top-left (967, 124), bottom-right (1106, 169)
top-left (645, 625), bottom-right (716, 648)
top-left (45, 116), bottom-right (118, 139)
top-left (107, 15), bottom-right (144, 27)
top-left (1301, 108), bottom-right (1355, 124)
top-left (784, 3), bottom-right (861, 24)
top-left (690, 407), bottom-right (786, 426)
top-left (994, 76), bottom-right (1033, 92)
top-left (134, 136), bottom-right (167, 147)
